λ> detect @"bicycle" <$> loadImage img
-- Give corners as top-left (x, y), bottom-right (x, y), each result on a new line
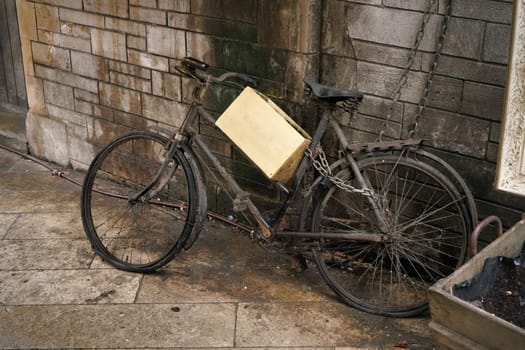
top-left (81, 57), bottom-right (477, 317)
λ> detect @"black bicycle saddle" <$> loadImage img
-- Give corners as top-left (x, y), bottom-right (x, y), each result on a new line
top-left (304, 76), bottom-right (364, 103)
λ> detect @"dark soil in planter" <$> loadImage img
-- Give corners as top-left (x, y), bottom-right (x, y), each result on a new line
top-left (453, 243), bottom-right (525, 329)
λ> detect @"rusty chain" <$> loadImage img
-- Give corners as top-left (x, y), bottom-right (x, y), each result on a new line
top-left (305, 147), bottom-right (374, 197)
top-left (378, 0), bottom-right (451, 141)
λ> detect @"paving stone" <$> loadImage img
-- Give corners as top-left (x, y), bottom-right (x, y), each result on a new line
top-left (0, 239), bottom-right (93, 270)
top-left (0, 172), bottom-right (78, 192)
top-left (0, 303), bottom-right (236, 348)
top-left (0, 191), bottom-right (79, 212)
top-left (136, 223), bottom-right (329, 304)
top-left (0, 269), bottom-right (140, 305)
top-left (0, 214), bottom-right (18, 239)
top-left (6, 212), bottom-right (84, 239)
top-left (236, 302), bottom-right (431, 347)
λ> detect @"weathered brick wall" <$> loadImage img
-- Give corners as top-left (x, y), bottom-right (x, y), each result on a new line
top-left (16, 0), bottom-right (524, 226)
top-left (16, 0), bottom-right (320, 213)
top-left (321, 0), bottom-right (524, 229)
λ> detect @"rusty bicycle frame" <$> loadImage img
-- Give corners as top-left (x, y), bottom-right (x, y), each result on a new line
top-left (138, 57), bottom-right (419, 245)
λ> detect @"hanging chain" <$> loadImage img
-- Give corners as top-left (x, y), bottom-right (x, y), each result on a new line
top-left (305, 147), bottom-right (374, 197)
top-left (377, 0), bottom-right (451, 141)
top-left (408, 0), bottom-right (452, 139)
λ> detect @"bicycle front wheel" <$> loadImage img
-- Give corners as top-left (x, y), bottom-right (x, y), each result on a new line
top-left (311, 153), bottom-right (472, 317)
top-left (81, 131), bottom-right (197, 272)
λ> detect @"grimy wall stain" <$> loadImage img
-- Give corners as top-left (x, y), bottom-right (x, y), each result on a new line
top-left (17, 0), bottom-right (523, 231)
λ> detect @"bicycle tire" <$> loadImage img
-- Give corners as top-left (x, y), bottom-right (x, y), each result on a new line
top-left (81, 131), bottom-right (197, 272)
top-left (310, 153), bottom-right (472, 317)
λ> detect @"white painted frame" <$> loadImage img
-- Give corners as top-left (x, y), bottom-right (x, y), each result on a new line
top-left (496, 0), bottom-right (525, 197)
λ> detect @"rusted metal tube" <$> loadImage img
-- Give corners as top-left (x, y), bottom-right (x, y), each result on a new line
top-left (470, 215), bottom-right (503, 257)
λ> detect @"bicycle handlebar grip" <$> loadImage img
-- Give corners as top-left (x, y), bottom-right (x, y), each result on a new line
top-left (237, 74), bottom-right (257, 87)
top-left (182, 57), bottom-right (209, 71)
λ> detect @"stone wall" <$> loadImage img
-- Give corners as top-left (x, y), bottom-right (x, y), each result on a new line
top-left (320, 0), bottom-right (523, 229)
top-left (16, 0), bottom-right (524, 227)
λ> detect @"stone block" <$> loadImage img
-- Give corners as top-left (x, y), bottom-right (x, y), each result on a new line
top-left (100, 83), bottom-right (142, 115)
top-left (84, 0), bottom-right (129, 18)
top-left (31, 42), bottom-right (71, 70)
top-left (142, 94), bottom-right (188, 126)
top-left (32, 0), bottom-right (82, 9)
top-left (352, 41), bottom-right (422, 69)
top-left (25, 76), bottom-right (47, 115)
top-left (127, 35), bottom-right (146, 51)
top-left (461, 81), bottom-right (505, 121)
top-left (35, 3), bottom-right (60, 32)
top-left (47, 104), bottom-right (87, 126)
top-left (60, 22), bottom-right (91, 39)
top-left (113, 110), bottom-right (149, 130)
top-left (26, 111), bottom-right (69, 165)
top-left (75, 100), bottom-right (113, 121)
top-left (146, 26), bottom-right (185, 58)
top-left (16, 0), bottom-right (38, 40)
top-left (486, 142), bottom-right (499, 163)
top-left (74, 89), bottom-right (99, 104)
top-left (88, 117), bottom-right (131, 146)
top-left (358, 95), bottom-right (403, 123)
top-left (130, 0), bottom-right (156, 7)
top-left (344, 3), bottom-right (442, 51)
top-left (35, 65), bottom-right (99, 93)
top-left (412, 107), bottom-right (490, 158)
top-left (130, 6), bottom-right (167, 25)
top-left (258, 0), bottom-right (321, 53)
top-left (128, 50), bottom-right (169, 71)
top-left (168, 13), bottom-right (257, 42)
top-left (383, 0), bottom-right (438, 11)
top-left (490, 122), bottom-right (500, 142)
top-left (159, 0), bottom-right (190, 12)
top-left (191, 0), bottom-right (257, 23)
top-left (105, 17), bottom-right (146, 37)
top-left (187, 33), bottom-right (286, 81)
top-left (284, 53), bottom-right (319, 103)
top-left (59, 8), bottom-right (104, 28)
top-left (321, 54), bottom-right (358, 91)
top-left (152, 71), bottom-right (182, 101)
top-left (452, 0), bottom-right (513, 24)
top-left (356, 61), bottom-right (426, 103)
top-left (90, 29), bottom-right (127, 61)
top-left (321, 0), bottom-right (353, 56)
top-left (43, 80), bottom-right (74, 110)
top-left (483, 23), bottom-right (511, 64)
top-left (38, 30), bottom-right (91, 53)
top-left (426, 75), bottom-right (463, 112)
top-left (431, 55), bottom-right (507, 86)
top-left (110, 71), bottom-right (152, 93)
top-left (71, 51), bottom-right (109, 81)
top-left (109, 61), bottom-right (151, 79)
top-left (20, 37), bottom-right (35, 76)
top-left (442, 18), bottom-right (483, 59)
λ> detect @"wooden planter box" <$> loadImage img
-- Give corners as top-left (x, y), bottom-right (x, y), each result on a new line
top-left (429, 220), bottom-right (525, 350)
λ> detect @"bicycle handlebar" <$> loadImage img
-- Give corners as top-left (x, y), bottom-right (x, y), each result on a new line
top-left (181, 57), bottom-right (256, 87)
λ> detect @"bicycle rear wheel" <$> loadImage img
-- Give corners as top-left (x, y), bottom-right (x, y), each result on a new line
top-left (311, 153), bottom-right (472, 317)
top-left (81, 131), bottom-right (197, 272)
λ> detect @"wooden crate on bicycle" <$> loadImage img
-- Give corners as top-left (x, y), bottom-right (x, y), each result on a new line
top-left (216, 87), bottom-right (311, 183)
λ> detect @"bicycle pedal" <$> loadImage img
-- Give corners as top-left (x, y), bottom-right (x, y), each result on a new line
top-left (233, 191), bottom-right (250, 212)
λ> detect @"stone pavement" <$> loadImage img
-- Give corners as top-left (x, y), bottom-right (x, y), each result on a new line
top-left (0, 147), bottom-right (435, 349)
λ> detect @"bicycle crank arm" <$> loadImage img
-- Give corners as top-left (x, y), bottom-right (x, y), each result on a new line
top-left (275, 231), bottom-right (385, 242)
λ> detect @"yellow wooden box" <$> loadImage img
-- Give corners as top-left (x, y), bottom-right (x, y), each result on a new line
top-left (215, 87), bottom-right (311, 183)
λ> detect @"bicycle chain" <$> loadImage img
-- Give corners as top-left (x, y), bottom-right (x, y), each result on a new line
top-left (305, 147), bottom-right (374, 197)
top-left (378, 0), bottom-right (451, 141)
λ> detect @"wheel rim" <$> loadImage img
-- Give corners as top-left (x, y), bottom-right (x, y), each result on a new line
top-left (312, 154), bottom-right (470, 315)
top-left (82, 133), bottom-right (196, 270)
